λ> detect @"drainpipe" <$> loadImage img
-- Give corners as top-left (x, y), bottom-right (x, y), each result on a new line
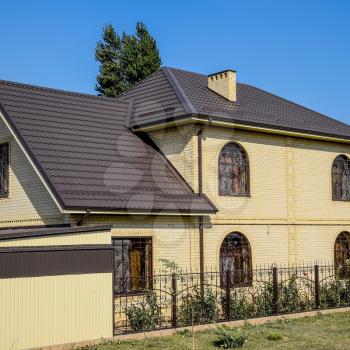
top-left (76, 209), bottom-right (91, 226)
top-left (197, 126), bottom-right (204, 296)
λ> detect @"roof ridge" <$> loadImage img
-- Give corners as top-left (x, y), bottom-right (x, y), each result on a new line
top-left (0, 78), bottom-right (122, 103)
top-left (238, 82), bottom-right (350, 129)
top-left (161, 67), bottom-right (197, 114)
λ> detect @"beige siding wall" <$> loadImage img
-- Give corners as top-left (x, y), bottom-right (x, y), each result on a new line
top-left (0, 118), bottom-right (63, 227)
top-left (0, 273), bottom-right (112, 350)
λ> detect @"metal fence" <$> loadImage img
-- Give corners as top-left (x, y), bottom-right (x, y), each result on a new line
top-left (113, 263), bottom-right (350, 334)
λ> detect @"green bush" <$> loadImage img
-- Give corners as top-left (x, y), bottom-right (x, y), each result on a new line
top-left (213, 326), bottom-right (247, 349)
top-left (265, 331), bottom-right (282, 341)
top-left (126, 290), bottom-right (162, 331)
top-left (178, 287), bottom-right (217, 326)
top-left (320, 277), bottom-right (350, 308)
top-left (279, 274), bottom-right (314, 312)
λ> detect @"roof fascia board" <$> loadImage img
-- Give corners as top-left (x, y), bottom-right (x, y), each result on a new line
top-left (0, 108), bottom-right (65, 212)
top-left (0, 224), bottom-right (112, 241)
top-left (62, 209), bottom-right (215, 216)
top-left (201, 118), bottom-right (350, 144)
top-left (162, 67), bottom-right (197, 114)
top-left (135, 115), bottom-right (350, 144)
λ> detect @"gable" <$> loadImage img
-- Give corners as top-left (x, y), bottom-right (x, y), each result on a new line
top-left (0, 118), bottom-right (62, 227)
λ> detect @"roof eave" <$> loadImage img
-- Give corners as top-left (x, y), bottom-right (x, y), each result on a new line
top-left (62, 206), bottom-right (217, 216)
top-left (132, 113), bottom-right (350, 144)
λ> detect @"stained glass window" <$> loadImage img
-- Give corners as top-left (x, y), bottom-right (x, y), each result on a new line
top-left (0, 143), bottom-right (9, 198)
top-left (113, 237), bottom-right (152, 294)
top-left (220, 232), bottom-right (252, 286)
top-left (332, 155), bottom-right (350, 201)
top-left (335, 231), bottom-right (350, 278)
top-left (219, 142), bottom-right (249, 196)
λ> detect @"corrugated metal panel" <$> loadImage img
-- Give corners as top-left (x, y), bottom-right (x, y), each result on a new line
top-left (0, 273), bottom-right (112, 349)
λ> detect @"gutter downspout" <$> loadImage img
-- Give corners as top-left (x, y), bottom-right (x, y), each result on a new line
top-left (76, 209), bottom-right (91, 226)
top-left (197, 126), bottom-right (204, 296)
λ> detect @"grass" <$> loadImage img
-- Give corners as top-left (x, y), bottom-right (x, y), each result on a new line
top-left (82, 311), bottom-right (350, 350)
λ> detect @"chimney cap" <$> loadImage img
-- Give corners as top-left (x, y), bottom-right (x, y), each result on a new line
top-left (208, 69), bottom-right (236, 77)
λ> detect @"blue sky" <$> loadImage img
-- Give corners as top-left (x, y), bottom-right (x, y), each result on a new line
top-left (1, 1), bottom-right (349, 123)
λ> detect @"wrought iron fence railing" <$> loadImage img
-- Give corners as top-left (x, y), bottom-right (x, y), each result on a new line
top-left (113, 263), bottom-right (350, 334)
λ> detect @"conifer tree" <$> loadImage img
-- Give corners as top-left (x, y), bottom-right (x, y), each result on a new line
top-left (95, 22), bottom-right (161, 97)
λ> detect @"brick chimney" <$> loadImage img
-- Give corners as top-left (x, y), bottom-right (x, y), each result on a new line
top-left (208, 70), bottom-right (237, 102)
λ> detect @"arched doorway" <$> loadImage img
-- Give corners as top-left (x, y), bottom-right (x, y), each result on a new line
top-left (335, 232), bottom-right (350, 277)
top-left (220, 232), bottom-right (252, 286)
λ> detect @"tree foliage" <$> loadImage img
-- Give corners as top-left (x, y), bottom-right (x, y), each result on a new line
top-left (95, 22), bottom-right (161, 97)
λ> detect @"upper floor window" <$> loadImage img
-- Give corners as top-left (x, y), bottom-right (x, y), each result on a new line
top-left (219, 142), bottom-right (249, 196)
top-left (332, 155), bottom-right (350, 201)
top-left (0, 143), bottom-right (9, 198)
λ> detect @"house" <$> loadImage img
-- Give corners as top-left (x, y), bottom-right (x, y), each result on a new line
top-left (1, 67), bottom-right (350, 348)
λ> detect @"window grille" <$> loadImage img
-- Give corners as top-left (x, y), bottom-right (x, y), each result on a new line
top-left (113, 237), bottom-right (152, 294)
top-left (0, 143), bottom-right (9, 198)
top-left (332, 155), bottom-right (350, 201)
top-left (220, 232), bottom-right (252, 286)
top-left (219, 142), bottom-right (249, 196)
top-left (335, 231), bottom-right (350, 278)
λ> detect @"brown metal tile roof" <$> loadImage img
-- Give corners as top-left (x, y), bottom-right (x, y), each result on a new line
top-left (0, 79), bottom-right (216, 214)
top-left (122, 67), bottom-right (350, 140)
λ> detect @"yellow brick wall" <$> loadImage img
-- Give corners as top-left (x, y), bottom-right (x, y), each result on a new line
top-left (74, 215), bottom-right (200, 272)
top-left (149, 125), bottom-right (350, 266)
top-left (150, 125), bottom-right (199, 191)
top-left (0, 119), bottom-right (63, 227)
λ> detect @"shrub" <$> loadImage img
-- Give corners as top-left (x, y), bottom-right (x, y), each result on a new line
top-left (265, 331), bottom-right (282, 341)
top-left (279, 274), bottom-right (314, 312)
top-left (126, 290), bottom-right (162, 331)
top-left (320, 277), bottom-right (350, 308)
top-left (222, 288), bottom-right (255, 319)
top-left (213, 326), bottom-right (247, 349)
top-left (178, 287), bottom-right (217, 326)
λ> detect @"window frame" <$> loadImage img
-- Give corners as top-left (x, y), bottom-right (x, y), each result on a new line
top-left (0, 142), bottom-right (9, 199)
top-left (331, 154), bottom-right (350, 202)
top-left (112, 236), bottom-right (153, 296)
top-left (218, 142), bottom-right (250, 197)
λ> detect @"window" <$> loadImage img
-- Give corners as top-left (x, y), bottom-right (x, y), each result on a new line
top-left (219, 142), bottom-right (249, 196)
top-left (332, 155), bottom-right (350, 201)
top-left (220, 232), bottom-right (252, 286)
top-left (335, 232), bottom-right (350, 277)
top-left (113, 237), bottom-right (152, 294)
top-left (0, 143), bottom-right (9, 198)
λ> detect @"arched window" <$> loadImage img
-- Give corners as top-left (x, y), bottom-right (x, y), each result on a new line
top-left (219, 142), bottom-right (249, 196)
top-left (332, 155), bottom-right (350, 201)
top-left (335, 232), bottom-right (350, 277)
top-left (220, 232), bottom-right (252, 286)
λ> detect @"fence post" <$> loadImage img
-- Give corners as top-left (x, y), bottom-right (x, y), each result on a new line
top-left (314, 265), bottom-right (320, 309)
top-left (225, 269), bottom-right (231, 320)
top-left (171, 273), bottom-right (177, 328)
top-left (272, 267), bottom-right (279, 314)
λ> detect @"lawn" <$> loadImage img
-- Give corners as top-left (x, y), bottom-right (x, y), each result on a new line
top-left (83, 312), bottom-right (350, 350)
